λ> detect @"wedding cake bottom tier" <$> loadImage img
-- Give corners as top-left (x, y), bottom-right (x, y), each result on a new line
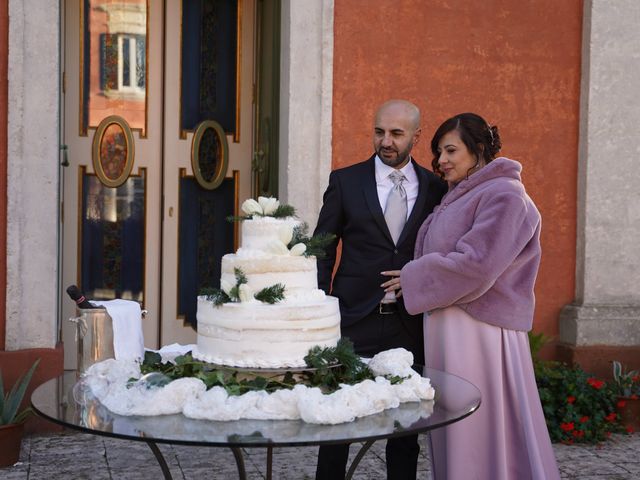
top-left (194, 296), bottom-right (341, 368)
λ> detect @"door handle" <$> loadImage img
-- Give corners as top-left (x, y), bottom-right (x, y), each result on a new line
top-left (60, 144), bottom-right (69, 167)
top-left (252, 149), bottom-right (265, 172)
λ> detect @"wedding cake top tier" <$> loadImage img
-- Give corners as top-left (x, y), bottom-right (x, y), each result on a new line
top-left (239, 216), bottom-right (302, 253)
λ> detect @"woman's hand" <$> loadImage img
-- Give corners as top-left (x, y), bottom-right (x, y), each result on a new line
top-left (380, 270), bottom-right (403, 298)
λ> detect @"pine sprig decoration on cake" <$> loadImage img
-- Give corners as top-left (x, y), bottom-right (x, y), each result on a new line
top-left (271, 204), bottom-right (296, 218)
top-left (202, 268), bottom-right (285, 305)
top-left (227, 267), bottom-right (248, 300)
top-left (234, 267), bottom-right (248, 285)
top-left (254, 284), bottom-right (286, 304)
top-left (200, 287), bottom-right (231, 306)
top-left (288, 223), bottom-right (336, 259)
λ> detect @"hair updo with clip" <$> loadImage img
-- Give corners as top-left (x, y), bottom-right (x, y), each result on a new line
top-left (430, 113), bottom-right (502, 176)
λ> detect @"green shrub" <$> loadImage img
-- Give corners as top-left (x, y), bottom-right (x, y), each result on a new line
top-left (529, 332), bottom-right (623, 444)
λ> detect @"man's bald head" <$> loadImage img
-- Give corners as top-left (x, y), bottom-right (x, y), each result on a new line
top-left (375, 100), bottom-right (421, 131)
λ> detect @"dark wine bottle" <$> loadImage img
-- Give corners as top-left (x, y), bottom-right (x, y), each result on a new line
top-left (66, 285), bottom-right (101, 309)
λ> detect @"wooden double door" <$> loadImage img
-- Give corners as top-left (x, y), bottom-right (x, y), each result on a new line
top-left (60, 0), bottom-right (279, 367)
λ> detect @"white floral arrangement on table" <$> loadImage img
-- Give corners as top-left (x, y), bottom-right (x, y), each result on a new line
top-left (81, 347), bottom-right (435, 425)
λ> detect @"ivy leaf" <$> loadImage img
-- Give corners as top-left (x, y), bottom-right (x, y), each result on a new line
top-left (142, 351), bottom-right (162, 368)
top-left (174, 353), bottom-right (192, 365)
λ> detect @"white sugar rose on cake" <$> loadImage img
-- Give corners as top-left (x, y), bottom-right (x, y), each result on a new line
top-left (193, 196), bottom-right (341, 369)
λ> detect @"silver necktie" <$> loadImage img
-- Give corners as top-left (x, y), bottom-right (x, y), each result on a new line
top-left (384, 170), bottom-right (407, 245)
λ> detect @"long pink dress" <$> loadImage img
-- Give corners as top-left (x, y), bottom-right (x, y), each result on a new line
top-left (425, 306), bottom-right (560, 480)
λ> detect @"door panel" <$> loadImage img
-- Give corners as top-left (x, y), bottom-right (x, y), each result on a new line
top-left (62, 0), bottom-right (162, 369)
top-left (160, 0), bottom-right (254, 346)
top-left (62, 0), bottom-right (255, 368)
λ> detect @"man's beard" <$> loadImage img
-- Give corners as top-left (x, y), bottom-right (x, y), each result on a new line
top-left (377, 144), bottom-right (413, 168)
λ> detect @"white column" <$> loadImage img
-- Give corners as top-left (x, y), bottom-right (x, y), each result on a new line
top-left (279, 0), bottom-right (334, 230)
top-left (560, 0), bottom-right (640, 346)
top-left (5, 0), bottom-right (60, 349)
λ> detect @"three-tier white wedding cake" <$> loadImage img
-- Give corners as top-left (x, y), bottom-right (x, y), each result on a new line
top-left (193, 197), bottom-right (341, 368)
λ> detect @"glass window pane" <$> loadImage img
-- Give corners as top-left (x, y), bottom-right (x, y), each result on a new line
top-left (82, 0), bottom-right (148, 135)
top-left (81, 171), bottom-right (146, 303)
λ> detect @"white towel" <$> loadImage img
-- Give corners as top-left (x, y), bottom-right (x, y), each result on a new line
top-left (93, 299), bottom-right (145, 361)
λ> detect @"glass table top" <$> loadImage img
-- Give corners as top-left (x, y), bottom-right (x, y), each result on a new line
top-left (32, 367), bottom-right (481, 448)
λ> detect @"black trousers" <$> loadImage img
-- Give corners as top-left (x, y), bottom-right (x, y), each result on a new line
top-left (315, 307), bottom-right (423, 480)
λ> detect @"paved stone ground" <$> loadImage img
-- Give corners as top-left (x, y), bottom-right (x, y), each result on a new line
top-left (0, 431), bottom-right (639, 479)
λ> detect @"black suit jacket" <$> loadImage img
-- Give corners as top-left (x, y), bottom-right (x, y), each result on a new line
top-left (314, 155), bottom-right (447, 328)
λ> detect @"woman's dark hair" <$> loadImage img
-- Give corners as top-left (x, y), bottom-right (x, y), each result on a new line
top-left (430, 113), bottom-right (502, 178)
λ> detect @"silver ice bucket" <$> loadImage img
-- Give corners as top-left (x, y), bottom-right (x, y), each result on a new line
top-left (69, 307), bottom-right (114, 374)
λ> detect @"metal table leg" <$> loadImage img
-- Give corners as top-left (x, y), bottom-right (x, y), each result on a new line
top-left (146, 441), bottom-right (173, 480)
top-left (230, 447), bottom-right (248, 479)
top-left (345, 440), bottom-right (375, 480)
top-left (266, 446), bottom-right (273, 480)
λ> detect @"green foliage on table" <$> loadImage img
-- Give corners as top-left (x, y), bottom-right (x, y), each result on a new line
top-left (302, 338), bottom-right (375, 390)
top-left (135, 338), bottom-right (376, 396)
top-left (529, 332), bottom-right (623, 444)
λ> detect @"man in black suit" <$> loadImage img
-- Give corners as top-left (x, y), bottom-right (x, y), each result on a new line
top-left (314, 99), bottom-right (447, 480)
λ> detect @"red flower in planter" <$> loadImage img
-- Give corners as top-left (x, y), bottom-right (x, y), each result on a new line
top-left (560, 422), bottom-right (575, 432)
top-left (605, 412), bottom-right (617, 422)
top-left (567, 396), bottom-right (576, 404)
top-left (587, 377), bottom-right (605, 389)
top-left (580, 416), bottom-right (589, 423)
top-left (617, 400), bottom-right (626, 409)
top-left (626, 425), bottom-right (635, 434)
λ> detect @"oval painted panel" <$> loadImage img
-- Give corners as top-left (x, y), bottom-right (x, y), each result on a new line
top-left (100, 123), bottom-right (128, 181)
top-left (92, 115), bottom-right (135, 188)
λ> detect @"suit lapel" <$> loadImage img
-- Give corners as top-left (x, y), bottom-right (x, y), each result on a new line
top-left (397, 160), bottom-right (428, 246)
top-left (362, 157), bottom-right (395, 244)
